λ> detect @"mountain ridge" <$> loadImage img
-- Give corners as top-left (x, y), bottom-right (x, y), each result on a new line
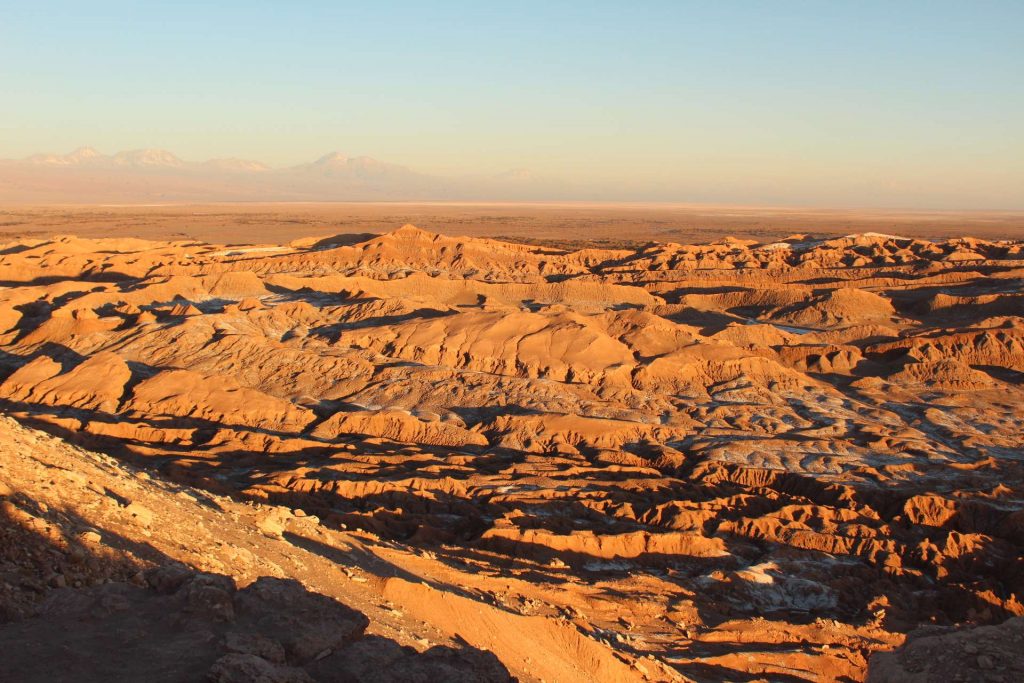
top-left (16, 146), bottom-right (389, 172)
top-left (0, 146), bottom-right (554, 202)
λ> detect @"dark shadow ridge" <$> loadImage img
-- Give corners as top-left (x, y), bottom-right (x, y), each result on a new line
top-left (656, 306), bottom-right (748, 335)
top-left (308, 306), bottom-right (456, 342)
top-left (307, 233), bottom-right (380, 249)
top-left (0, 242), bottom-right (46, 256)
top-left (0, 491), bottom-right (514, 682)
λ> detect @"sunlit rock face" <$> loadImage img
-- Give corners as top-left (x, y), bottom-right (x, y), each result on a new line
top-left (0, 226), bottom-right (1022, 681)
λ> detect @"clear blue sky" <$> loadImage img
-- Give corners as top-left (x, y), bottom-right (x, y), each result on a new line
top-left (1, 1), bottom-right (1022, 208)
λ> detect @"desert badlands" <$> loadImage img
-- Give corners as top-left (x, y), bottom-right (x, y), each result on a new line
top-left (0, 220), bottom-right (1022, 682)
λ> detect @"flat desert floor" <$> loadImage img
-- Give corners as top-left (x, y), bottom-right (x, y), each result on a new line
top-left (2, 201), bottom-right (1024, 246)
top-left (0, 206), bottom-right (1022, 682)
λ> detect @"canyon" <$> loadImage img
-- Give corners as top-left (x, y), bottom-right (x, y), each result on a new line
top-left (0, 222), bottom-right (1022, 681)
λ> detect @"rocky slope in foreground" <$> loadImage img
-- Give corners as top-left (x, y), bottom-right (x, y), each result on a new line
top-left (1, 226), bottom-right (1023, 681)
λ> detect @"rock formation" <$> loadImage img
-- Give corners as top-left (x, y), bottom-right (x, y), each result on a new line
top-left (0, 226), bottom-right (1022, 681)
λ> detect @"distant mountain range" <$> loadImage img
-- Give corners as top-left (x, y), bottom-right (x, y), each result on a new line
top-left (0, 147), bottom-right (567, 202)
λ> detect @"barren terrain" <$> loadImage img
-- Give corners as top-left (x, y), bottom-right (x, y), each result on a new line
top-left (1, 218), bottom-right (1023, 681)
top-left (2, 202), bottom-right (1024, 246)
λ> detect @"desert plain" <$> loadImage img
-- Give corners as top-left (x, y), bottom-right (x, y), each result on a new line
top-left (0, 203), bottom-right (1023, 681)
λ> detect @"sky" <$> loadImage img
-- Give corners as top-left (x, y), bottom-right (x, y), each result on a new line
top-left (1, 1), bottom-right (1022, 208)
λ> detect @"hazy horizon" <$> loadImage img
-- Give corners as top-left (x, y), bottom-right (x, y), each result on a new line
top-left (2, 1), bottom-right (1023, 209)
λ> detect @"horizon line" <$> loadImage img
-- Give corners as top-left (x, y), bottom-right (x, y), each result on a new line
top-left (1, 199), bottom-right (1023, 214)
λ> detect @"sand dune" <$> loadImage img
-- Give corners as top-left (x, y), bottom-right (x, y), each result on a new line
top-left (1, 225), bottom-right (1022, 681)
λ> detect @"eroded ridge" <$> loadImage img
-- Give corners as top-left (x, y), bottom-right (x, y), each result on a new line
top-left (1, 225), bottom-right (1023, 681)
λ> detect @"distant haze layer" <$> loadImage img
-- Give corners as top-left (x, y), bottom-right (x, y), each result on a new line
top-left (1, 145), bottom-right (1023, 211)
top-left (0, 147), bottom-right (526, 203)
top-left (3, 3), bottom-right (1022, 209)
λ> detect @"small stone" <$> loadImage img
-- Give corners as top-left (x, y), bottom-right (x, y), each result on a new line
top-left (208, 653), bottom-right (313, 683)
top-left (1, 501), bottom-right (30, 522)
top-left (78, 530), bottom-right (102, 545)
top-left (95, 593), bottom-right (132, 614)
top-left (978, 654), bottom-right (994, 669)
top-left (185, 578), bottom-right (236, 621)
top-left (964, 642), bottom-right (979, 654)
top-left (124, 502), bottom-right (154, 528)
top-left (225, 632), bottom-right (286, 664)
top-left (145, 563), bottom-right (196, 594)
top-left (258, 509), bottom-right (290, 539)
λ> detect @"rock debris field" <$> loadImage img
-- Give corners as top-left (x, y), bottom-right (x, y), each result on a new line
top-left (0, 225), bottom-right (1022, 681)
